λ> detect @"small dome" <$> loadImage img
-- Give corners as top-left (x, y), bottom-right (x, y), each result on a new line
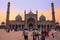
top-left (39, 15), bottom-right (46, 21)
top-left (15, 15), bottom-right (22, 21)
top-left (1, 21), bottom-right (5, 25)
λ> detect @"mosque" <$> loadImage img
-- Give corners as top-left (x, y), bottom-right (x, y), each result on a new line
top-left (0, 2), bottom-right (60, 31)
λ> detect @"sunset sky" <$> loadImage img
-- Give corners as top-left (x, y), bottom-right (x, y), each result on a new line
top-left (0, 0), bottom-right (60, 25)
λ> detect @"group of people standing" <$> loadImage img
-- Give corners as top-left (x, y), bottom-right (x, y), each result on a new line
top-left (22, 28), bottom-right (50, 40)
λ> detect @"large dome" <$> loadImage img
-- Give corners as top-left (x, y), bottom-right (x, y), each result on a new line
top-left (15, 15), bottom-right (22, 21)
top-left (39, 15), bottom-right (46, 21)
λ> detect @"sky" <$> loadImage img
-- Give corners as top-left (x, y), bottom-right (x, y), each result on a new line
top-left (0, 0), bottom-right (60, 24)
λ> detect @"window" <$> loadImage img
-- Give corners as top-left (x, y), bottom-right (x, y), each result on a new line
top-left (19, 25), bottom-right (21, 28)
top-left (44, 25), bottom-right (46, 28)
top-left (38, 25), bottom-right (40, 28)
top-left (9, 24), bottom-right (11, 27)
top-left (47, 25), bottom-right (49, 29)
top-left (16, 25), bottom-right (18, 28)
top-left (22, 25), bottom-right (24, 29)
top-left (41, 25), bottom-right (43, 29)
top-left (12, 24), bottom-right (14, 29)
top-left (50, 25), bottom-right (52, 28)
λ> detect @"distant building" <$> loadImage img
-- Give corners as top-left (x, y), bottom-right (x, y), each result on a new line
top-left (0, 21), bottom-right (5, 29)
top-left (0, 2), bottom-right (60, 31)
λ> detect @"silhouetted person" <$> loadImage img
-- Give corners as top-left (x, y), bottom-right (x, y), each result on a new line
top-left (44, 30), bottom-right (49, 37)
top-left (40, 30), bottom-right (45, 40)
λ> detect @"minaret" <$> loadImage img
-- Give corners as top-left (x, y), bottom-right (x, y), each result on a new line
top-left (51, 2), bottom-right (55, 23)
top-left (36, 10), bottom-right (38, 15)
top-left (24, 10), bottom-right (27, 28)
top-left (36, 10), bottom-right (38, 21)
top-left (24, 10), bottom-right (26, 20)
top-left (6, 2), bottom-right (10, 27)
top-left (36, 10), bottom-right (38, 28)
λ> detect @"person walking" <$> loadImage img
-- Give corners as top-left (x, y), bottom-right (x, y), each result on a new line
top-left (40, 30), bottom-right (45, 40)
top-left (23, 28), bottom-right (29, 40)
top-left (32, 29), bottom-right (35, 40)
top-left (32, 28), bottom-right (39, 40)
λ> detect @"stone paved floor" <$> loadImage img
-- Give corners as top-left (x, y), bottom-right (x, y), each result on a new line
top-left (0, 29), bottom-right (60, 40)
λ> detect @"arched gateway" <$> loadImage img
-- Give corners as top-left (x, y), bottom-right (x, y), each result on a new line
top-left (24, 10), bottom-right (38, 30)
top-left (27, 18), bottom-right (35, 30)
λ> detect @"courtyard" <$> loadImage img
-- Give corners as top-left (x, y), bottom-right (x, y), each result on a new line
top-left (0, 29), bottom-right (60, 40)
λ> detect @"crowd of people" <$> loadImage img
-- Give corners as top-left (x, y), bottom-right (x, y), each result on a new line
top-left (22, 28), bottom-right (58, 40)
top-left (6, 27), bottom-right (58, 40)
